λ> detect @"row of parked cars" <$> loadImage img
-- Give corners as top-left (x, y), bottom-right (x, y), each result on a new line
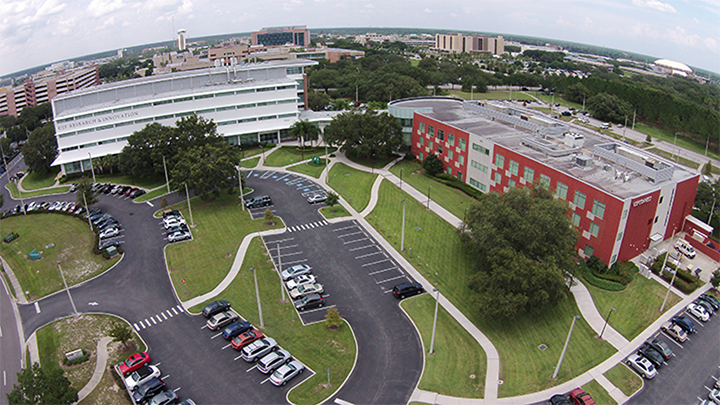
top-left (202, 300), bottom-right (306, 386)
top-left (625, 293), bottom-right (720, 382)
top-left (116, 352), bottom-right (195, 405)
top-left (4, 200), bottom-right (88, 217)
top-left (162, 210), bottom-right (192, 243)
top-left (90, 182), bottom-right (147, 199)
top-left (280, 264), bottom-right (326, 312)
top-left (85, 208), bottom-right (124, 248)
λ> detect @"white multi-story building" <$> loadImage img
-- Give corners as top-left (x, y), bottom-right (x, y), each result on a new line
top-left (51, 59), bottom-right (322, 175)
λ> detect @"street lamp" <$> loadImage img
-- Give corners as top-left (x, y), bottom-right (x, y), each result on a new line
top-left (184, 182), bottom-right (195, 227)
top-left (15, 178), bottom-right (26, 215)
top-left (552, 315), bottom-right (580, 379)
top-left (401, 199), bottom-right (406, 252)
top-left (399, 168), bottom-right (404, 190)
top-left (429, 288), bottom-right (440, 354)
top-left (236, 166), bottom-right (245, 211)
top-left (660, 228), bottom-right (677, 312)
top-left (277, 243), bottom-right (285, 302)
top-left (250, 267), bottom-right (264, 328)
top-left (427, 186), bottom-right (433, 209)
top-left (599, 308), bottom-right (616, 339)
top-left (88, 152), bottom-right (96, 183)
top-left (163, 156), bottom-right (170, 194)
top-left (58, 262), bottom-right (78, 316)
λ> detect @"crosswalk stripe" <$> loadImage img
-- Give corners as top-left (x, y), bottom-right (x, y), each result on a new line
top-left (156, 315), bottom-right (163, 322)
top-left (309, 223), bottom-right (316, 228)
top-left (134, 323), bottom-right (140, 331)
top-left (172, 308), bottom-right (179, 315)
top-left (161, 313), bottom-right (168, 320)
top-left (166, 310), bottom-right (173, 318)
top-left (151, 317), bottom-right (157, 325)
top-left (141, 321), bottom-right (146, 329)
top-left (176, 305), bottom-right (184, 312)
top-left (322, 220), bottom-right (328, 226)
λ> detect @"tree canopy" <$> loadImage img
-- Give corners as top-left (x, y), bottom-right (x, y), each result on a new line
top-left (323, 110), bottom-right (403, 158)
top-left (22, 124), bottom-right (58, 174)
top-left (7, 363), bottom-right (78, 405)
top-left (459, 186), bottom-right (578, 317)
top-left (289, 120), bottom-right (320, 148)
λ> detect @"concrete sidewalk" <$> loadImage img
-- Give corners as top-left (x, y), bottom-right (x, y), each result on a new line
top-left (75, 336), bottom-right (113, 403)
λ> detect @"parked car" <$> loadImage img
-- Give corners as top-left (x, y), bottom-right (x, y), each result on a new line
top-left (164, 217), bottom-right (186, 229)
top-left (661, 321), bottom-right (687, 343)
top-left (307, 194), bottom-right (327, 204)
top-left (240, 337), bottom-right (277, 362)
top-left (286, 274), bottom-right (316, 290)
top-left (165, 224), bottom-right (189, 235)
top-left (117, 352), bottom-right (151, 376)
top-left (637, 346), bottom-right (664, 369)
top-left (675, 239), bottom-right (697, 259)
top-left (644, 337), bottom-right (672, 360)
top-left (206, 311), bottom-right (239, 331)
top-left (687, 302), bottom-right (710, 322)
top-left (147, 390), bottom-right (177, 405)
top-left (671, 315), bottom-right (696, 334)
top-left (231, 329), bottom-right (264, 351)
top-left (709, 389), bottom-right (720, 405)
top-left (699, 294), bottom-right (720, 311)
top-left (132, 377), bottom-right (165, 404)
top-left (391, 281), bottom-right (424, 299)
top-left (694, 299), bottom-right (715, 316)
top-left (281, 264), bottom-right (312, 281)
top-left (550, 394), bottom-right (572, 405)
top-left (245, 195), bottom-right (272, 209)
top-left (99, 240), bottom-right (121, 251)
top-left (257, 349), bottom-right (292, 374)
top-left (289, 283), bottom-right (324, 300)
top-left (168, 231), bottom-right (191, 243)
top-left (99, 227), bottom-right (120, 239)
top-left (124, 365), bottom-right (161, 391)
top-left (626, 353), bottom-right (657, 379)
top-left (269, 360), bottom-right (304, 386)
top-left (294, 293), bottom-right (324, 312)
top-left (222, 321), bottom-right (252, 340)
top-left (202, 300), bottom-right (230, 318)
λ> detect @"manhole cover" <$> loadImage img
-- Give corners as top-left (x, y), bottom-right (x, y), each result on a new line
top-left (538, 344), bottom-right (548, 351)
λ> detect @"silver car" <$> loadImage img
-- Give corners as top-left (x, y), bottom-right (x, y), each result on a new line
top-left (206, 311), bottom-right (238, 331)
top-left (257, 349), bottom-right (292, 374)
top-left (286, 274), bottom-right (316, 290)
top-left (240, 337), bottom-right (277, 362)
top-left (281, 264), bottom-right (311, 281)
top-left (270, 360), bottom-right (304, 386)
top-left (626, 353), bottom-right (657, 379)
top-left (289, 283), bottom-right (324, 300)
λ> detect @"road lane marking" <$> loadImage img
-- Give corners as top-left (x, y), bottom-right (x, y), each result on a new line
top-left (338, 231), bottom-right (364, 238)
top-left (333, 225), bottom-right (358, 232)
top-left (362, 259), bottom-right (390, 267)
top-left (0, 326), bottom-right (2, 337)
top-left (34, 302), bottom-right (41, 313)
top-left (166, 310), bottom-right (173, 318)
top-left (156, 315), bottom-right (162, 322)
top-left (369, 268), bottom-right (396, 275)
top-left (176, 305), bottom-right (184, 312)
top-left (299, 305), bottom-right (336, 315)
top-left (3, 370), bottom-right (6, 386)
top-left (150, 318), bottom-right (157, 325)
top-left (146, 201), bottom-right (154, 207)
top-left (375, 275), bottom-right (405, 284)
top-left (140, 322), bottom-right (146, 329)
top-left (334, 399), bottom-right (355, 405)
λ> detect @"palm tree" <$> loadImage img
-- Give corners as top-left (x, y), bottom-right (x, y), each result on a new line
top-left (289, 120), bottom-right (320, 150)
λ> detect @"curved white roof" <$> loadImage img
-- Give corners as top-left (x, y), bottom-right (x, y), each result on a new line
top-left (654, 59), bottom-right (693, 73)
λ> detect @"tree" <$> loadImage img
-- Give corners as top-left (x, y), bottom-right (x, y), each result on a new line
top-left (325, 307), bottom-right (342, 330)
top-left (263, 208), bottom-right (274, 225)
top-left (325, 192), bottom-right (339, 207)
top-left (711, 270), bottom-right (720, 289)
top-left (21, 125), bottom-right (58, 174)
top-left (323, 110), bottom-right (403, 159)
top-left (702, 160), bottom-right (714, 176)
top-left (169, 140), bottom-right (239, 201)
top-left (289, 120), bottom-right (320, 149)
top-left (459, 187), bottom-right (578, 318)
top-left (109, 323), bottom-right (133, 350)
top-left (119, 123), bottom-right (175, 178)
top-left (307, 90), bottom-right (330, 111)
top-left (7, 363), bottom-right (78, 405)
top-left (75, 180), bottom-right (98, 207)
top-left (421, 154), bottom-right (444, 176)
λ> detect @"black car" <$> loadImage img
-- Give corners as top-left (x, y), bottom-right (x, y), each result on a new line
top-left (222, 321), bottom-right (253, 340)
top-left (132, 377), bottom-right (165, 403)
top-left (391, 282), bottom-right (424, 299)
top-left (672, 315), bottom-right (696, 334)
top-left (549, 394), bottom-right (572, 405)
top-left (202, 300), bottom-right (231, 318)
top-left (644, 337), bottom-right (672, 360)
top-left (163, 210), bottom-right (181, 218)
top-left (699, 294), bottom-right (720, 311)
top-left (245, 196), bottom-right (272, 209)
top-left (294, 294), bottom-right (324, 311)
top-left (99, 240), bottom-right (121, 250)
top-left (165, 224), bottom-right (189, 235)
top-left (637, 346), bottom-right (664, 368)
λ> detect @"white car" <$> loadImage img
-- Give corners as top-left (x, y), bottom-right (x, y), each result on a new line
top-left (286, 274), bottom-right (316, 290)
top-left (710, 388), bottom-right (720, 405)
top-left (99, 227), bottom-right (119, 239)
top-left (660, 321), bottom-right (687, 343)
top-left (124, 365), bottom-right (161, 391)
top-left (163, 217), bottom-right (186, 229)
top-left (240, 337), bottom-right (277, 362)
top-left (168, 231), bottom-right (191, 243)
top-left (281, 264), bottom-right (311, 281)
top-left (625, 353), bottom-right (657, 379)
top-left (289, 283), bottom-right (324, 300)
top-left (687, 303), bottom-right (710, 322)
top-left (307, 194), bottom-right (327, 204)
top-left (269, 360), bottom-right (304, 386)
top-left (257, 349), bottom-right (292, 374)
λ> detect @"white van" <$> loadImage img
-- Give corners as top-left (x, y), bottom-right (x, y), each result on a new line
top-left (675, 239), bottom-right (696, 259)
top-left (600, 123), bottom-right (610, 130)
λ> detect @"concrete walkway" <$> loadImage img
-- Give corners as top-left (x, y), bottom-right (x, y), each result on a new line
top-left (1, 256), bottom-right (27, 304)
top-left (75, 336), bottom-right (113, 403)
top-left (570, 279), bottom-right (629, 350)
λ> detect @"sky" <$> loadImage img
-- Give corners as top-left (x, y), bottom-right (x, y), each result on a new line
top-left (1, 0), bottom-right (719, 77)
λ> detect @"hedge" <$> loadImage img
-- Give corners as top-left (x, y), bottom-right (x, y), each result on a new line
top-left (651, 253), bottom-right (702, 294)
top-left (434, 173), bottom-right (484, 200)
top-left (578, 262), bottom-right (626, 291)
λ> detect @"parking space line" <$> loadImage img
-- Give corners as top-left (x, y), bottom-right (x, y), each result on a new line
top-left (375, 275), bottom-right (405, 284)
top-left (166, 310), bottom-right (173, 318)
top-left (349, 244), bottom-right (376, 251)
top-left (281, 259), bottom-right (308, 266)
top-left (369, 267), bottom-right (396, 275)
top-left (362, 259), bottom-right (390, 267)
top-left (260, 376), bottom-right (271, 385)
top-left (355, 251), bottom-right (382, 259)
top-left (222, 344), bottom-right (231, 350)
top-left (300, 304), bottom-right (336, 315)
top-left (286, 177), bottom-right (304, 185)
top-left (267, 237), bottom-right (295, 244)
top-left (338, 231), bottom-right (364, 238)
top-left (660, 332), bottom-right (684, 348)
top-left (333, 225), bottom-right (359, 232)
top-left (161, 313), bottom-right (167, 320)
top-left (279, 251), bottom-right (304, 257)
top-left (173, 387), bottom-right (181, 392)
top-left (246, 365), bottom-right (257, 373)
top-left (211, 332), bottom-right (223, 340)
top-left (383, 289), bottom-right (395, 293)
top-left (344, 238), bottom-right (368, 245)
top-left (276, 173), bottom-right (291, 182)
top-left (133, 323), bottom-right (140, 331)
top-left (233, 354), bottom-right (244, 361)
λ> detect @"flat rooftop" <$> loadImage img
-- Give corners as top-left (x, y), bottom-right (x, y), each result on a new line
top-left (392, 97), bottom-right (697, 200)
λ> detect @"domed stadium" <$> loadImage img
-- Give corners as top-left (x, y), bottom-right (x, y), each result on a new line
top-left (653, 59), bottom-right (693, 76)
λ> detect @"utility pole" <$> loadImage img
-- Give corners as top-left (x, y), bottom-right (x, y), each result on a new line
top-left (632, 109), bottom-right (636, 131)
top-left (184, 182), bottom-right (194, 227)
top-left (278, 243), bottom-right (285, 302)
top-left (401, 199), bottom-right (406, 252)
top-left (163, 156), bottom-right (170, 194)
top-left (58, 262), bottom-right (78, 316)
top-left (553, 315), bottom-right (580, 379)
top-left (660, 228), bottom-right (678, 313)
top-left (429, 288), bottom-right (440, 354)
top-left (82, 192), bottom-right (92, 231)
top-left (88, 152), bottom-right (96, 183)
top-left (251, 267), bottom-right (264, 328)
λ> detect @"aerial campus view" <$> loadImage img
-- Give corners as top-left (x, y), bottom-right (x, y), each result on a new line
top-left (0, 1), bottom-right (719, 405)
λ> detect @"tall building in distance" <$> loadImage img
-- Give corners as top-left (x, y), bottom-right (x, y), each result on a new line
top-left (252, 26), bottom-right (309, 48)
top-left (177, 29), bottom-right (187, 51)
top-left (434, 33), bottom-right (504, 55)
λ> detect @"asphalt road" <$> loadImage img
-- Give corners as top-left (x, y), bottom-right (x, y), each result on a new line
top-left (245, 169), bottom-right (423, 404)
top-left (0, 272), bottom-right (23, 403)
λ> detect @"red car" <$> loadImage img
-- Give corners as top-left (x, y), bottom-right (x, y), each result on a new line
top-left (231, 329), bottom-right (264, 351)
top-left (118, 352), bottom-right (151, 377)
top-left (570, 388), bottom-right (596, 405)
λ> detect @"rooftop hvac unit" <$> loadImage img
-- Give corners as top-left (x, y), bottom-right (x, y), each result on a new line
top-left (575, 155), bottom-right (593, 167)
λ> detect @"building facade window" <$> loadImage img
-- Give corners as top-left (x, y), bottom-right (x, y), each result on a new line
top-left (446, 166), bottom-right (452, 175)
top-left (459, 155), bottom-right (464, 165)
top-left (471, 160), bottom-right (488, 173)
top-left (508, 179), bottom-right (516, 188)
top-left (419, 122), bottom-right (426, 132)
top-left (419, 137), bottom-right (424, 145)
top-left (539, 174), bottom-right (551, 188)
top-left (459, 138), bottom-right (466, 151)
top-left (470, 178), bottom-right (486, 191)
top-left (622, 209), bottom-right (628, 219)
top-left (495, 153), bottom-right (505, 169)
top-left (457, 172), bottom-right (463, 181)
top-left (589, 222), bottom-right (600, 237)
top-left (428, 126), bottom-right (435, 137)
top-left (584, 244), bottom-right (594, 257)
top-left (429, 141), bottom-right (434, 150)
top-left (448, 150), bottom-right (453, 160)
top-left (509, 160), bottom-right (519, 176)
top-left (556, 182), bottom-right (568, 200)
top-left (572, 212), bottom-right (581, 227)
top-left (473, 143), bottom-right (490, 155)
top-left (591, 200), bottom-right (606, 220)
top-left (438, 145), bottom-right (443, 154)
top-left (437, 129), bottom-right (444, 141)
top-left (494, 172), bottom-right (502, 184)
top-left (616, 231), bottom-right (623, 241)
top-left (523, 167), bottom-right (534, 183)
top-left (573, 191), bottom-right (586, 210)
top-left (448, 133), bottom-right (454, 145)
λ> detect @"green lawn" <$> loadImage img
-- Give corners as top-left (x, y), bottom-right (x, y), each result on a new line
top-left (346, 151), bottom-right (398, 169)
top-left (532, 107), bottom-right (552, 114)
top-left (634, 122), bottom-right (720, 162)
top-left (647, 147), bottom-right (700, 170)
top-left (190, 238), bottom-right (356, 405)
top-left (582, 275), bottom-right (681, 341)
top-left (388, 160), bottom-right (479, 220)
top-left (36, 314), bottom-right (145, 405)
top-left (133, 186), bottom-right (172, 203)
top-left (239, 157), bottom-right (260, 168)
top-left (264, 146), bottom-right (336, 167)
top-left (446, 90), bottom-right (536, 101)
top-left (164, 192), bottom-right (284, 300)
top-left (0, 213), bottom-right (120, 300)
top-left (6, 182), bottom-right (70, 198)
top-left (367, 180), bottom-right (616, 397)
top-left (327, 163), bottom-right (377, 213)
top-left (318, 205), bottom-right (351, 219)
top-left (604, 364), bottom-right (643, 397)
top-left (401, 294), bottom-right (485, 398)
top-left (288, 160), bottom-right (327, 178)
top-left (20, 168), bottom-right (61, 190)
top-left (531, 93), bottom-right (585, 110)
top-left (239, 147), bottom-right (267, 159)
top-left (582, 379), bottom-right (617, 405)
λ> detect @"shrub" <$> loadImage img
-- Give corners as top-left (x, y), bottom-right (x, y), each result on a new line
top-left (403, 152), bottom-right (416, 161)
top-left (325, 307), bottom-right (342, 330)
top-left (62, 349), bottom-right (90, 366)
top-left (422, 154), bottom-right (444, 176)
top-left (434, 173), bottom-right (484, 200)
top-left (587, 255), bottom-right (608, 274)
top-left (578, 262), bottom-right (626, 291)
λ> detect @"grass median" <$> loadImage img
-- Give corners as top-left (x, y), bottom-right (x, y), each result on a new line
top-left (327, 163), bottom-right (377, 213)
top-left (0, 213), bottom-right (120, 300)
top-left (583, 275), bottom-right (681, 341)
top-left (401, 294), bottom-right (485, 398)
top-left (20, 168), bottom-right (61, 190)
top-left (190, 238), bottom-right (356, 405)
top-left (446, 90), bottom-right (536, 101)
top-left (582, 379), bottom-right (617, 405)
top-left (288, 160), bottom-right (326, 178)
top-left (388, 160), bottom-right (478, 219)
top-left (6, 182), bottom-right (70, 198)
top-left (164, 192), bottom-right (284, 301)
top-left (264, 146), bottom-right (336, 167)
top-left (133, 186), bottom-right (172, 203)
top-left (647, 147), bottom-right (700, 170)
top-left (368, 180), bottom-right (616, 397)
top-left (239, 157), bottom-right (260, 168)
top-left (318, 205), bottom-right (351, 220)
top-left (604, 363), bottom-right (643, 397)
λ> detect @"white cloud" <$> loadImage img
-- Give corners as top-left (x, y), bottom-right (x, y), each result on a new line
top-left (665, 25), bottom-right (701, 47)
top-left (705, 37), bottom-right (719, 52)
top-left (425, 8), bottom-right (432, 13)
top-left (631, 0), bottom-right (677, 13)
top-left (87, 0), bottom-right (124, 17)
top-left (555, 16), bottom-right (571, 27)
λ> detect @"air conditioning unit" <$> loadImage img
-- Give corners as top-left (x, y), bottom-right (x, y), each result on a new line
top-left (575, 155), bottom-right (593, 167)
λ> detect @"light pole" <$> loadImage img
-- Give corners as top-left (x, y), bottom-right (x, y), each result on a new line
top-left (599, 308), bottom-right (616, 339)
top-left (552, 315), bottom-right (581, 379)
top-left (429, 288), bottom-right (440, 354)
top-left (277, 243), bottom-right (285, 302)
top-left (401, 199), bottom-right (406, 252)
top-left (82, 192), bottom-right (92, 231)
top-left (399, 168), bottom-right (404, 190)
top-left (427, 186), bottom-right (432, 209)
top-left (58, 262), bottom-right (78, 316)
top-left (184, 182), bottom-right (195, 227)
top-left (88, 152), bottom-right (96, 183)
top-left (163, 156), bottom-right (170, 194)
top-left (250, 267), bottom-right (264, 328)
top-left (660, 228), bottom-right (677, 312)
top-left (236, 166), bottom-right (245, 211)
